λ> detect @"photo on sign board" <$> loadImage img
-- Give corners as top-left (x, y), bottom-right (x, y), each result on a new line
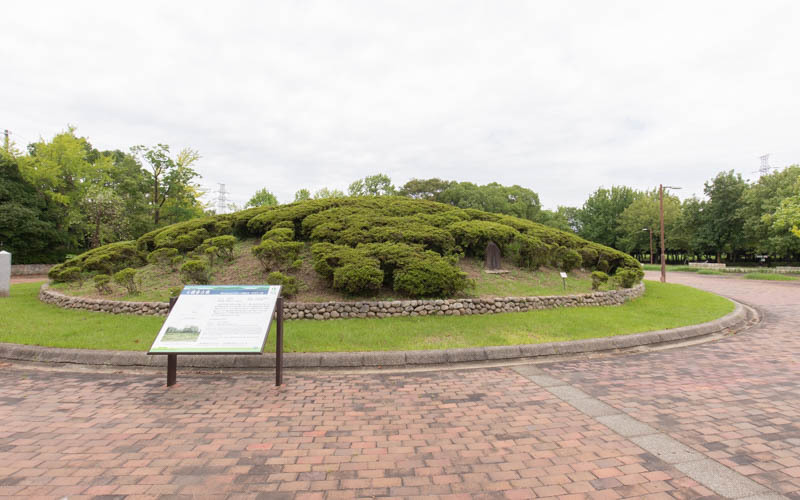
top-left (162, 325), bottom-right (201, 342)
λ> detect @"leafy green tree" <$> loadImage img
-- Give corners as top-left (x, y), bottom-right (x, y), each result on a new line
top-left (348, 173), bottom-right (395, 196)
top-left (313, 187), bottom-right (345, 199)
top-left (576, 186), bottom-right (639, 249)
top-left (536, 206), bottom-right (579, 233)
top-left (703, 170), bottom-right (747, 262)
top-left (0, 155), bottom-right (66, 262)
top-left (741, 165), bottom-right (800, 258)
top-left (616, 191), bottom-right (682, 257)
top-left (769, 174), bottom-right (800, 244)
top-left (437, 182), bottom-right (542, 221)
top-left (131, 144), bottom-right (202, 225)
top-left (245, 188), bottom-right (279, 208)
top-left (294, 188), bottom-right (311, 202)
top-left (398, 178), bottom-right (455, 200)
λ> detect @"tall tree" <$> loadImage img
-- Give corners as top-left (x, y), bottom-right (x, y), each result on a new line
top-left (294, 188), bottom-right (311, 202)
top-left (131, 144), bottom-right (202, 225)
top-left (313, 187), bottom-right (345, 199)
top-left (398, 178), bottom-right (455, 200)
top-left (348, 173), bottom-right (395, 196)
top-left (703, 170), bottom-right (747, 262)
top-left (740, 165), bottom-right (800, 258)
top-left (576, 186), bottom-right (639, 248)
top-left (616, 191), bottom-right (683, 257)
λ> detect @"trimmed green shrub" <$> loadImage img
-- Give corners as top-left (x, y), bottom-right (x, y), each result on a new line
top-left (597, 259), bottom-right (610, 273)
top-left (205, 246), bottom-right (218, 267)
top-left (556, 247), bottom-right (582, 272)
top-left (147, 247), bottom-right (179, 269)
top-left (169, 286), bottom-right (184, 298)
top-left (113, 268), bottom-right (139, 295)
top-left (613, 268), bottom-right (644, 288)
top-left (252, 240), bottom-right (304, 272)
top-left (266, 271), bottom-right (299, 297)
top-left (49, 240), bottom-right (143, 278)
top-left (579, 247), bottom-right (598, 269)
top-left (93, 274), bottom-right (112, 294)
top-left (393, 256), bottom-right (472, 298)
top-left (170, 255), bottom-right (183, 271)
top-left (333, 263), bottom-right (383, 295)
top-left (513, 235), bottom-right (551, 269)
top-left (180, 259), bottom-right (211, 284)
top-left (591, 271), bottom-right (609, 291)
top-left (205, 235), bottom-right (237, 261)
top-left (55, 266), bottom-right (83, 285)
top-left (262, 227), bottom-right (293, 242)
top-left (448, 220), bottom-right (519, 256)
top-left (290, 259), bottom-right (303, 270)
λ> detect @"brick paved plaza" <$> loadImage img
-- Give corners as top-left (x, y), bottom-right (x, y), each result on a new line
top-left (1, 273), bottom-right (798, 499)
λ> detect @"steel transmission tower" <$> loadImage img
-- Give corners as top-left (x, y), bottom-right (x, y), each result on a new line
top-left (215, 183), bottom-right (229, 214)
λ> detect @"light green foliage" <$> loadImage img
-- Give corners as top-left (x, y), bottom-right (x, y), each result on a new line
top-left (204, 235), bottom-right (237, 261)
top-left (702, 170), bottom-right (748, 261)
top-left (613, 267), bottom-right (644, 288)
top-left (168, 286), bottom-right (183, 298)
top-left (204, 246), bottom-right (218, 266)
top-left (252, 240), bottom-right (304, 272)
top-left (313, 187), bottom-right (346, 199)
top-left (617, 190), bottom-right (682, 255)
top-left (393, 256), bottom-right (471, 298)
top-left (348, 173), bottom-right (396, 196)
top-left (49, 240), bottom-right (143, 278)
top-left (131, 144), bottom-right (203, 225)
top-left (262, 227), bottom-right (293, 242)
top-left (93, 274), bottom-right (112, 294)
top-left (180, 259), bottom-right (210, 284)
top-left (294, 188), bottom-right (311, 202)
top-left (113, 268), bottom-right (139, 294)
top-left (436, 181), bottom-right (542, 221)
top-left (554, 247), bottom-right (582, 272)
top-left (448, 220), bottom-right (519, 256)
top-left (55, 266), bottom-right (83, 285)
top-left (266, 271), bottom-right (300, 297)
top-left (290, 259), bottom-right (303, 270)
top-left (512, 235), bottom-right (551, 269)
top-left (591, 271), bottom-right (609, 290)
top-left (245, 188), bottom-right (279, 208)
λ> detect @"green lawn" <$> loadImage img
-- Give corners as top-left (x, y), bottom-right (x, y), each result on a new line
top-left (1, 280), bottom-right (733, 352)
top-left (743, 272), bottom-right (797, 281)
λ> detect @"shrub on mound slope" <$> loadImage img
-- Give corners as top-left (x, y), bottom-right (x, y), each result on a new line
top-left (52, 196), bottom-right (642, 297)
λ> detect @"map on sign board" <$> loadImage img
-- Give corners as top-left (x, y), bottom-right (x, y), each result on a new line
top-left (149, 285), bottom-right (281, 354)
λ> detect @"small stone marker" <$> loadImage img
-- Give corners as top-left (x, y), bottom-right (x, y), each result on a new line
top-left (0, 251), bottom-right (10, 297)
top-left (485, 241), bottom-right (501, 270)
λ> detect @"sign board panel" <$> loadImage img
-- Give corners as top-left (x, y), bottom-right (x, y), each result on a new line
top-left (149, 285), bottom-right (281, 354)
top-left (559, 272), bottom-right (568, 279)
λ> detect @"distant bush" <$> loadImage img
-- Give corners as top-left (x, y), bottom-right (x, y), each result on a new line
top-left (333, 262), bottom-right (383, 295)
top-left (513, 235), bottom-right (551, 269)
top-left (555, 247), bottom-right (582, 272)
top-left (393, 256), bottom-right (472, 298)
top-left (613, 268), bottom-right (644, 288)
top-left (262, 227), bottom-right (293, 242)
top-left (180, 260), bottom-right (210, 284)
top-left (591, 271), bottom-right (609, 291)
top-left (205, 235), bottom-right (237, 261)
top-left (266, 271), bottom-right (299, 297)
top-left (113, 268), bottom-right (139, 295)
top-left (54, 266), bottom-right (83, 285)
top-left (93, 274), bottom-right (112, 294)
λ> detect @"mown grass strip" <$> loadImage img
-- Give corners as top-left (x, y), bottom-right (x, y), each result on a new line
top-left (1, 281), bottom-right (733, 352)
top-left (742, 272), bottom-right (797, 281)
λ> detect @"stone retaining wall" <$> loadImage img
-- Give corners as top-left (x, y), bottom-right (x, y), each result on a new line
top-left (39, 283), bottom-right (645, 319)
top-left (11, 264), bottom-right (54, 276)
top-left (688, 263), bottom-right (726, 269)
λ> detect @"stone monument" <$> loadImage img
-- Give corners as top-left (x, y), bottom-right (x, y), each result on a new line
top-left (0, 251), bottom-right (10, 297)
top-left (485, 241), bottom-right (501, 270)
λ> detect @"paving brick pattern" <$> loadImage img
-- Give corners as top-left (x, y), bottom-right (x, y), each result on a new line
top-left (1, 366), bottom-right (713, 499)
top-left (541, 273), bottom-right (800, 499)
top-left (0, 272), bottom-right (796, 499)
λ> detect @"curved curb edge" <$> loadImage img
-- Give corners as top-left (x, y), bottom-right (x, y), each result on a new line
top-left (0, 300), bottom-right (747, 369)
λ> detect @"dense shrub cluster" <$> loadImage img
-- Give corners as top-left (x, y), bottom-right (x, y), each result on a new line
top-left (58, 196), bottom-right (642, 298)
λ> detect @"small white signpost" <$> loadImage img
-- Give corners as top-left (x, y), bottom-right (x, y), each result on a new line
top-left (0, 251), bottom-right (10, 298)
top-left (560, 271), bottom-right (568, 291)
top-left (149, 285), bottom-right (284, 386)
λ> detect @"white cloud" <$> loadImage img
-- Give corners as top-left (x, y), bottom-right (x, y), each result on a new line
top-left (2, 0), bottom-right (798, 208)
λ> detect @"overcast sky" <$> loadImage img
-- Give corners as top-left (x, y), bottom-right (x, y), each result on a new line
top-left (2, 1), bottom-right (799, 210)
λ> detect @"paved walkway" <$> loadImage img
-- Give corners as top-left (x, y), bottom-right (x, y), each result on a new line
top-left (0, 273), bottom-right (798, 499)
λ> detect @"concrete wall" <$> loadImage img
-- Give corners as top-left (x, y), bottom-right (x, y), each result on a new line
top-left (11, 264), bottom-right (54, 276)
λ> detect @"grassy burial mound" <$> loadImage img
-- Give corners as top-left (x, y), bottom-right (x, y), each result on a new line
top-left (48, 197), bottom-right (643, 301)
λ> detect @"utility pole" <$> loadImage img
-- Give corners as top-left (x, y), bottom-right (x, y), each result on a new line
top-left (660, 184), bottom-right (681, 282)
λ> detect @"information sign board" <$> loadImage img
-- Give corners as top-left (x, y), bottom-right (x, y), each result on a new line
top-left (149, 285), bottom-right (281, 354)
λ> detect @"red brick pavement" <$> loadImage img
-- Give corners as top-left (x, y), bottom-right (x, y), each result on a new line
top-left (0, 272), bottom-right (795, 499)
top-left (539, 273), bottom-right (800, 499)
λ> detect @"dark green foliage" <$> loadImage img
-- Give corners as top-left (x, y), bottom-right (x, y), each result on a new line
top-left (597, 259), bottom-right (610, 273)
top-left (578, 247), bottom-right (598, 268)
top-left (137, 216), bottom-right (231, 253)
top-left (93, 274), bottom-right (112, 294)
top-left (0, 156), bottom-right (66, 263)
top-left (512, 235), bottom-right (551, 269)
top-left (393, 256), bottom-right (471, 298)
top-left (333, 263), bottom-right (384, 295)
top-left (290, 259), bottom-right (303, 270)
top-left (252, 240), bottom-right (304, 272)
top-left (113, 268), bottom-right (139, 294)
top-left (266, 271), bottom-right (299, 297)
top-left (147, 247), bottom-right (178, 268)
top-left (180, 259), bottom-right (210, 284)
top-left (170, 255), bottom-right (183, 270)
top-left (591, 271), bottom-right (609, 291)
top-left (448, 220), bottom-right (519, 256)
top-left (554, 247), bottom-right (582, 272)
top-left (613, 268), bottom-right (644, 288)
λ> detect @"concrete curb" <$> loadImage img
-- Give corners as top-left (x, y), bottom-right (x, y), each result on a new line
top-left (0, 301), bottom-right (747, 369)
